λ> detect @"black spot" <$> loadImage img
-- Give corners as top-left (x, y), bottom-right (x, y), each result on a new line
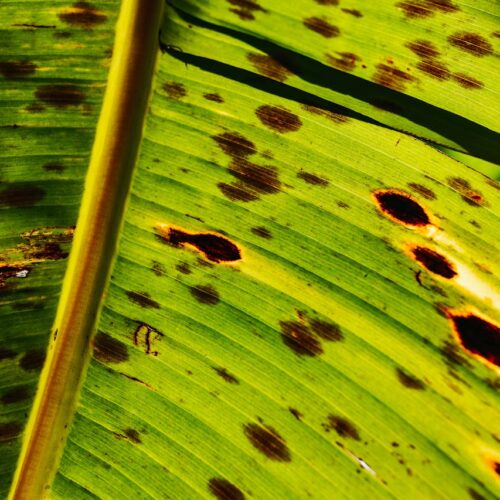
top-left (251, 226), bottom-right (272, 239)
top-left (226, 0), bottom-right (267, 21)
top-left (163, 81), bottom-right (186, 99)
top-left (447, 177), bottom-right (486, 206)
top-left (58, 2), bottom-right (107, 28)
top-left (42, 162), bottom-right (65, 173)
top-left (279, 321), bottom-right (323, 357)
top-left (0, 421), bottom-right (22, 442)
top-left (214, 132), bottom-right (256, 158)
top-left (450, 314), bottom-right (499, 367)
top-left (0, 61), bottom-right (36, 79)
top-left (396, 368), bottom-right (426, 390)
top-left (452, 73), bottom-right (483, 90)
top-left (417, 60), bottom-right (450, 80)
top-left (256, 105), bottom-right (302, 133)
top-left (303, 17), bottom-right (340, 38)
top-left (247, 53), bottom-right (291, 82)
top-left (35, 84), bottom-right (85, 107)
top-left (374, 190), bottom-right (430, 226)
top-left (213, 367), bottom-right (239, 384)
top-left (0, 348), bottom-right (17, 361)
top-left (93, 332), bottom-right (129, 363)
top-left (190, 285), bottom-right (220, 305)
top-left (397, 0), bottom-right (459, 18)
top-left (19, 349), bottom-right (45, 371)
top-left (126, 291), bottom-right (160, 309)
top-left (406, 40), bottom-right (440, 59)
top-left (243, 422), bottom-right (291, 461)
top-left (1, 386), bottom-right (31, 405)
top-left (326, 52), bottom-right (361, 72)
top-left (341, 8), bottom-right (363, 17)
top-left (203, 93), bottom-right (224, 103)
top-left (468, 488), bottom-right (486, 500)
top-left (412, 247), bottom-right (457, 279)
top-left (373, 64), bottom-right (416, 91)
top-left (323, 415), bottom-right (360, 440)
top-left (448, 32), bottom-right (493, 57)
top-left (289, 408), bottom-right (303, 421)
top-left (176, 262), bottom-right (191, 274)
top-left (310, 318), bottom-right (344, 342)
top-left (407, 183), bottom-right (436, 200)
top-left (208, 478), bottom-right (245, 500)
top-left (0, 185), bottom-right (45, 208)
top-left (297, 171), bottom-right (329, 186)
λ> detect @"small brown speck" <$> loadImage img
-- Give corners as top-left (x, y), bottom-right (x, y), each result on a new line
top-left (203, 93), bottom-right (224, 103)
top-left (297, 171), bottom-right (329, 186)
top-left (251, 226), bottom-right (272, 239)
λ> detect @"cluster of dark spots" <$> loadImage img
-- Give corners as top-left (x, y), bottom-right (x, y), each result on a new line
top-left (19, 349), bottom-right (45, 371)
top-left (163, 81), bottom-right (186, 100)
top-left (133, 323), bottom-right (164, 356)
top-left (93, 332), bottom-right (129, 364)
top-left (256, 105), bottom-right (302, 133)
top-left (58, 1), bottom-right (107, 28)
top-left (447, 178), bottom-right (487, 207)
top-left (0, 184), bottom-right (45, 208)
top-left (397, 0), bottom-right (459, 18)
top-left (243, 422), bottom-right (291, 461)
top-left (0, 421), bottom-right (21, 442)
top-left (297, 170), bottom-right (329, 187)
top-left (213, 366), bottom-right (239, 384)
top-left (35, 84), bottom-right (85, 108)
top-left (208, 478), bottom-right (245, 500)
top-left (114, 428), bottom-right (141, 444)
top-left (310, 318), bottom-right (343, 341)
top-left (176, 262), bottom-right (191, 274)
top-left (373, 189), bottom-right (430, 227)
top-left (251, 226), bottom-right (272, 239)
top-left (303, 17), bottom-right (340, 38)
top-left (42, 162), bottom-right (65, 173)
top-left (372, 64), bottom-right (416, 91)
top-left (369, 99), bottom-right (404, 114)
top-left (203, 93), bottom-right (224, 103)
top-left (322, 414), bottom-right (360, 440)
top-left (226, 0), bottom-right (267, 20)
top-left (468, 488), bottom-right (486, 500)
top-left (151, 260), bottom-right (166, 276)
top-left (301, 103), bottom-right (349, 123)
top-left (288, 408), bottom-right (303, 421)
top-left (126, 291), bottom-right (160, 309)
top-left (1, 386), bottom-right (31, 404)
top-left (448, 33), bottom-right (493, 57)
top-left (0, 348), bottom-right (17, 361)
top-left (417, 60), bottom-right (450, 80)
top-left (0, 60), bottom-right (36, 79)
top-left (280, 321), bottom-right (323, 357)
top-left (341, 8), bottom-right (363, 17)
top-left (450, 313), bottom-right (499, 367)
top-left (326, 52), bottom-right (360, 72)
top-left (452, 73), bottom-right (483, 90)
top-left (190, 284), bottom-right (220, 305)
top-left (411, 246), bottom-right (457, 279)
top-left (407, 183), bottom-right (436, 200)
top-left (247, 53), bottom-right (291, 82)
top-left (396, 368), bottom-right (426, 390)
top-left (407, 40), bottom-right (440, 59)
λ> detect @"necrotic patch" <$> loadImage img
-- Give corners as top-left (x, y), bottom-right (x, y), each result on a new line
top-left (417, 60), bottom-right (450, 80)
top-left (297, 171), bottom-right (329, 186)
top-left (58, 2), bottom-right (107, 28)
top-left (227, 0), bottom-right (267, 20)
top-left (203, 93), bottom-right (224, 103)
top-left (303, 17), bottom-right (340, 38)
top-left (35, 84), bottom-right (85, 107)
top-left (406, 40), bottom-right (440, 59)
top-left (93, 332), bottom-right (129, 363)
top-left (0, 422), bottom-right (22, 442)
top-left (407, 183), bottom-right (436, 200)
top-left (243, 422), bottom-right (291, 461)
top-left (251, 226), bottom-right (272, 239)
top-left (126, 291), bottom-right (160, 309)
top-left (411, 246), bottom-right (457, 279)
top-left (448, 32), bottom-right (493, 56)
top-left (447, 177), bottom-right (487, 206)
top-left (0, 185), bottom-right (45, 208)
top-left (452, 73), bottom-right (483, 89)
top-left (163, 82), bottom-right (186, 99)
top-left (279, 321), bottom-right (323, 356)
top-left (326, 52), bottom-right (360, 72)
top-left (208, 478), bottom-right (245, 500)
top-left (373, 190), bottom-right (430, 226)
top-left (0, 61), bottom-right (36, 79)
top-left (256, 105), bottom-right (302, 133)
top-left (213, 367), bottom-right (239, 384)
top-left (190, 284), bottom-right (220, 305)
top-left (372, 64), bottom-right (416, 91)
top-left (310, 318), bottom-right (343, 341)
top-left (247, 53), bottom-right (291, 82)
top-left (396, 368), bottom-right (426, 390)
top-left (19, 349), bottom-right (46, 371)
top-left (323, 415), bottom-right (360, 440)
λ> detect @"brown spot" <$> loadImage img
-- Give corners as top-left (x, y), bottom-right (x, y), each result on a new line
top-left (208, 478), bottom-right (245, 500)
top-left (450, 313), bottom-right (499, 368)
top-left (214, 132), bottom-right (256, 158)
top-left (289, 408), bottom-right (303, 421)
top-left (190, 284), bottom-right (220, 305)
top-left (0, 185), bottom-right (45, 208)
top-left (373, 189), bottom-right (430, 226)
top-left (1, 386), bottom-right (31, 404)
top-left (468, 489), bottom-right (486, 500)
top-left (251, 226), bottom-right (272, 239)
top-left (441, 340), bottom-right (472, 368)
top-left (58, 2), bottom-right (107, 28)
top-left (373, 64), bottom-right (416, 91)
top-left (452, 73), bottom-right (483, 90)
top-left (227, 0), bottom-right (267, 20)
top-left (447, 177), bottom-right (487, 206)
top-left (93, 332), bottom-right (129, 364)
top-left (25, 103), bottom-right (45, 113)
top-left (133, 323), bottom-right (164, 356)
top-left (315, 0), bottom-right (339, 4)
top-left (448, 32), bottom-right (493, 57)
top-left (31, 243), bottom-right (68, 260)
top-left (163, 82), bottom-right (186, 99)
top-left (218, 182), bottom-right (257, 202)
top-left (0, 348), bottom-right (17, 361)
top-left (486, 179), bottom-right (500, 190)
top-left (310, 318), bottom-right (344, 342)
top-left (341, 8), bottom-right (363, 17)
top-left (203, 93), bottom-right (224, 103)
top-left (247, 53), bottom-right (291, 82)
top-left (0, 61), bottom-right (36, 79)
top-left (19, 349), bottom-right (45, 371)
top-left (53, 31), bottom-right (72, 38)
top-left (35, 84), bottom-right (85, 107)
top-left (297, 171), bottom-right (329, 186)
top-left (256, 105), bottom-right (302, 133)
top-left (407, 183), bottom-right (436, 200)
top-left (397, 0), bottom-right (459, 18)
top-left (411, 247), bottom-right (457, 279)
top-left (0, 265), bottom-right (31, 287)
top-left (417, 60), bottom-right (450, 80)
top-left (124, 428), bottom-right (141, 443)
top-left (152, 260), bottom-right (166, 276)
top-left (279, 321), bottom-right (323, 357)
top-left (326, 52), bottom-right (360, 72)
top-left (243, 422), bottom-right (291, 461)
top-left (303, 17), bottom-right (340, 38)
top-left (0, 421), bottom-right (21, 442)
top-left (176, 262), bottom-right (191, 274)
top-left (337, 201), bottom-right (350, 209)
top-left (213, 367), bottom-right (239, 384)
top-left (42, 162), bottom-right (65, 173)
top-left (323, 415), bottom-right (360, 440)
top-left (492, 31), bottom-right (500, 39)
top-left (396, 368), bottom-right (426, 390)
top-left (301, 103), bottom-right (349, 123)
top-left (406, 40), bottom-right (440, 59)
top-left (126, 291), bottom-right (160, 309)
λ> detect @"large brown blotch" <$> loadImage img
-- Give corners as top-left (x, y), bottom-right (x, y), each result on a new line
top-left (214, 132), bottom-right (256, 158)
top-left (0, 61), bottom-right (36, 79)
top-left (243, 422), bottom-right (291, 461)
top-left (303, 17), bottom-right (340, 38)
top-left (417, 60), bottom-right (450, 80)
top-left (310, 318), bottom-right (343, 341)
top-left (93, 332), bottom-right (129, 364)
top-left (35, 84), bottom-right (85, 108)
top-left (373, 189), bottom-right (430, 227)
top-left (256, 105), bottom-right (302, 133)
top-left (452, 73), bottom-right (483, 90)
top-left (58, 2), bottom-right (107, 28)
top-left (1, 386), bottom-right (31, 405)
top-left (411, 246), bottom-right (457, 279)
top-left (406, 40), bottom-right (440, 59)
top-left (0, 184), bottom-right (45, 208)
top-left (163, 81), bottom-right (186, 100)
top-left (448, 32), bottom-right (493, 57)
top-left (208, 478), bottom-right (245, 500)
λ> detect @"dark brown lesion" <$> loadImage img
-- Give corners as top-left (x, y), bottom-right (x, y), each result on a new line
top-left (448, 32), bottom-right (493, 57)
top-left (243, 422), bottom-right (291, 461)
top-left (410, 246), bottom-right (457, 279)
top-left (322, 414), bottom-right (360, 440)
top-left (208, 478), bottom-right (245, 500)
top-left (247, 53), bottom-right (292, 82)
top-left (447, 177), bottom-right (487, 207)
top-left (0, 61), bottom-right (37, 79)
top-left (35, 84), bottom-right (86, 108)
top-left (126, 291), bottom-right (160, 309)
top-left (373, 189), bottom-right (431, 227)
top-left (58, 2), bottom-right (108, 29)
top-left (396, 368), bottom-right (426, 390)
top-left (93, 332), bottom-right (129, 364)
top-left (226, 0), bottom-right (268, 21)
top-left (303, 17), bottom-right (340, 38)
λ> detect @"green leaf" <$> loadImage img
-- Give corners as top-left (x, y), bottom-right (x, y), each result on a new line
top-left (1, 1), bottom-right (499, 499)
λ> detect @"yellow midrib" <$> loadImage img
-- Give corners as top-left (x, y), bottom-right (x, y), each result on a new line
top-left (9, 1), bottom-right (164, 497)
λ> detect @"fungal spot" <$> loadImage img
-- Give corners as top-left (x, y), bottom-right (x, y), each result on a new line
top-left (190, 284), bottom-right (220, 305)
top-left (289, 408), bottom-right (303, 421)
top-left (25, 103), bottom-right (45, 113)
top-left (151, 260), bottom-right (166, 276)
top-left (326, 52), bottom-right (360, 72)
top-left (133, 323), bottom-right (164, 356)
top-left (303, 17), bottom-right (340, 38)
top-left (243, 422), bottom-right (291, 461)
top-left (35, 84), bottom-right (85, 108)
top-left (297, 170), bottom-right (329, 186)
top-left (447, 177), bottom-right (487, 206)
top-left (279, 321), bottom-right (323, 357)
top-left (176, 262), bottom-right (191, 274)
top-left (407, 183), bottom-right (436, 200)
top-left (19, 349), bottom-right (45, 371)
top-left (213, 367), bottom-right (239, 384)
top-left (310, 318), bottom-right (344, 341)
top-left (163, 82), bottom-right (186, 99)
top-left (452, 73), bottom-right (483, 90)
top-left (448, 32), bottom-right (493, 57)
top-left (0, 61), bottom-right (36, 79)
top-left (251, 226), bottom-right (272, 239)
top-left (396, 368), bottom-right (426, 390)
top-left (58, 2), bottom-right (107, 28)
top-left (417, 60), bottom-right (450, 80)
top-left (315, 0), bottom-right (339, 4)
top-left (126, 291), bottom-right (160, 309)
top-left (373, 189), bottom-right (430, 226)
top-left (208, 478), bottom-right (245, 500)
top-left (0, 265), bottom-right (31, 287)
top-left (156, 226), bottom-right (241, 263)
top-left (31, 243), bottom-right (68, 260)
top-left (450, 313), bottom-right (500, 368)
top-left (93, 332), bottom-right (129, 364)
top-left (341, 8), bottom-right (363, 17)
top-left (0, 421), bottom-right (21, 442)
top-left (214, 132), bottom-right (256, 158)
top-left (0, 348), bottom-right (16, 361)
top-left (441, 340), bottom-right (472, 368)
top-left (203, 93), bottom-right (224, 103)
top-left (337, 201), bottom-right (350, 209)
top-left (397, 0), bottom-right (459, 18)
top-left (486, 179), bottom-right (500, 191)
top-left (42, 162), bottom-right (65, 173)
top-left (373, 64), bottom-right (416, 91)
top-left (1, 386), bottom-right (31, 405)
top-left (226, 0), bottom-right (267, 20)
top-left (406, 40), bottom-right (440, 59)
top-left (247, 53), bottom-right (291, 82)
top-left (53, 31), bottom-right (72, 38)
top-left (301, 103), bottom-right (349, 123)
top-left (411, 246), bottom-right (457, 279)
top-left (256, 105), bottom-right (302, 133)
top-left (468, 488), bottom-right (486, 500)
top-left (0, 185), bottom-right (45, 208)
top-left (323, 415), bottom-right (360, 440)
top-left (114, 428), bottom-right (142, 444)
